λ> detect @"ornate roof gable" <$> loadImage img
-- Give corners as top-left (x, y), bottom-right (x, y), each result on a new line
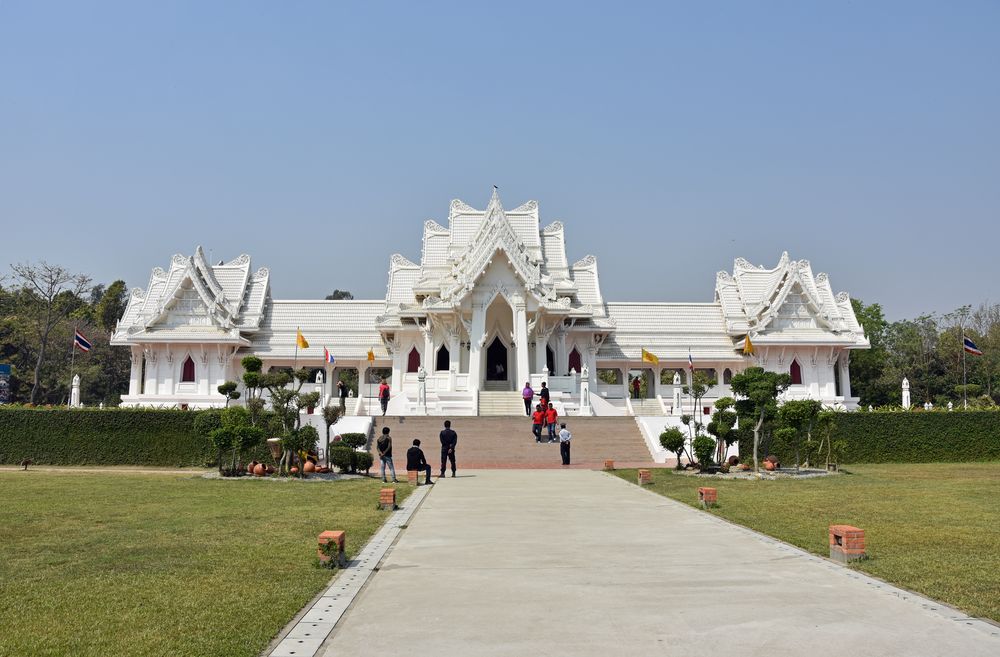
top-left (445, 188), bottom-right (543, 301)
top-left (145, 249), bottom-right (236, 330)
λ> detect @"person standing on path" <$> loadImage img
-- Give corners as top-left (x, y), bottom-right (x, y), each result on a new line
top-left (337, 380), bottom-right (348, 414)
top-left (377, 427), bottom-right (398, 483)
top-left (531, 404), bottom-right (545, 443)
top-left (521, 382), bottom-right (534, 416)
top-left (539, 382), bottom-right (550, 406)
top-left (545, 402), bottom-right (559, 442)
top-left (439, 420), bottom-right (458, 477)
top-left (558, 422), bottom-right (572, 465)
top-left (378, 378), bottom-right (390, 416)
top-left (406, 439), bottom-right (433, 485)
top-left (632, 375), bottom-right (641, 400)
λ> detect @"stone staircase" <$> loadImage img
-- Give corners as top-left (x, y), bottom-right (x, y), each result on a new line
top-left (482, 380), bottom-right (513, 392)
top-left (370, 416), bottom-right (654, 470)
top-left (630, 399), bottom-right (665, 416)
top-left (478, 391), bottom-right (527, 416)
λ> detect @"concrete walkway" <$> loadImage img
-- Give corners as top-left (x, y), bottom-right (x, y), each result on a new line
top-left (318, 470), bottom-right (999, 657)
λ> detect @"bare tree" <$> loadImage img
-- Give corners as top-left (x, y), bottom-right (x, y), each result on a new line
top-left (9, 262), bottom-right (92, 403)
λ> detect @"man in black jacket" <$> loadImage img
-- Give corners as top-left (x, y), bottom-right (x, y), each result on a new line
top-left (406, 439), bottom-right (433, 485)
top-left (439, 419), bottom-right (458, 478)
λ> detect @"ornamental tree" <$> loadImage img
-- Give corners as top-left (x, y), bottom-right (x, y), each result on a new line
top-left (776, 399), bottom-right (822, 469)
top-left (321, 403), bottom-right (343, 468)
top-left (729, 367), bottom-right (791, 474)
top-left (706, 396), bottom-right (738, 463)
top-left (659, 427), bottom-right (686, 469)
top-left (217, 381), bottom-right (240, 407)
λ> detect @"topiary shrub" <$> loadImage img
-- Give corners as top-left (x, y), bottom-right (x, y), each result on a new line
top-left (659, 428), bottom-right (686, 469)
top-left (692, 435), bottom-right (716, 470)
top-left (354, 451), bottom-right (373, 474)
top-left (340, 432), bottom-right (367, 450)
top-left (330, 446), bottom-right (354, 473)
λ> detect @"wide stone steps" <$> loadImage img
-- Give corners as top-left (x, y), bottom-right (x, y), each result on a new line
top-left (631, 399), bottom-right (665, 416)
top-left (370, 416), bottom-right (653, 469)
top-left (477, 391), bottom-right (526, 416)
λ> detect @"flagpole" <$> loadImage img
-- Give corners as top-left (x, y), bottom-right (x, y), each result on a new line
top-left (68, 327), bottom-right (76, 408)
top-left (294, 327), bottom-right (299, 371)
top-left (962, 328), bottom-right (968, 411)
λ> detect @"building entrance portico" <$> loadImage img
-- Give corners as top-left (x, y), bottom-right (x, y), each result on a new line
top-left (485, 337), bottom-right (509, 384)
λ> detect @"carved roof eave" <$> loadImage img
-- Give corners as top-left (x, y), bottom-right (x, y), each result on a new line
top-left (751, 264), bottom-right (838, 333)
top-left (144, 259), bottom-right (235, 331)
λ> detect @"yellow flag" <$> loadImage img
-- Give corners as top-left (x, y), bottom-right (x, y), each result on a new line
top-left (367, 348), bottom-right (375, 363)
top-left (641, 348), bottom-right (659, 366)
top-left (743, 334), bottom-right (755, 356)
top-left (296, 329), bottom-right (309, 349)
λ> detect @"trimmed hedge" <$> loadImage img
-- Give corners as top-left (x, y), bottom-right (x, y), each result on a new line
top-left (0, 407), bottom-right (213, 467)
top-left (831, 411), bottom-right (1000, 463)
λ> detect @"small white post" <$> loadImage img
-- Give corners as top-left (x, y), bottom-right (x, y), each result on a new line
top-left (71, 374), bottom-right (81, 408)
top-left (901, 377), bottom-right (911, 410)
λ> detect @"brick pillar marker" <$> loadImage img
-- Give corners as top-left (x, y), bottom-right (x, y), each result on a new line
top-left (604, 459), bottom-right (615, 470)
top-left (379, 487), bottom-right (397, 511)
top-left (407, 470), bottom-right (419, 485)
top-left (829, 525), bottom-right (866, 563)
top-left (698, 487), bottom-right (717, 509)
top-left (318, 530), bottom-right (346, 568)
top-left (637, 469), bottom-right (652, 485)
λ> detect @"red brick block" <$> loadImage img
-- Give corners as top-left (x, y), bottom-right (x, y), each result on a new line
top-left (604, 460), bottom-right (615, 471)
top-left (317, 530), bottom-right (346, 567)
top-left (829, 525), bottom-right (866, 563)
top-left (637, 469), bottom-right (652, 485)
top-left (698, 487), bottom-right (717, 508)
top-left (407, 470), bottom-right (419, 485)
top-left (379, 488), bottom-right (397, 510)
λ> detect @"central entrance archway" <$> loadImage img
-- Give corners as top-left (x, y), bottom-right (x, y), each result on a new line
top-left (486, 337), bottom-right (508, 381)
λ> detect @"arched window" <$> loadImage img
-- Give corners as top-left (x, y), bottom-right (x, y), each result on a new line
top-left (722, 368), bottom-right (732, 384)
top-left (789, 359), bottom-right (802, 385)
top-left (436, 346), bottom-right (450, 371)
top-left (181, 356), bottom-right (196, 383)
top-left (568, 348), bottom-right (582, 374)
top-left (407, 347), bottom-right (421, 373)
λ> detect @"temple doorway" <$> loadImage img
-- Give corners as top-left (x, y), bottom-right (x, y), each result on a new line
top-left (486, 337), bottom-right (509, 381)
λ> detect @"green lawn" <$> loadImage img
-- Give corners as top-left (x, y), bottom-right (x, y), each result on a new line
top-left (614, 463), bottom-right (1000, 622)
top-left (0, 471), bottom-right (413, 657)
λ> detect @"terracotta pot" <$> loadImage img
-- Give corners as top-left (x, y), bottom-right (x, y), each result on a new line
top-left (246, 461), bottom-right (258, 474)
top-left (265, 465), bottom-right (275, 474)
top-left (304, 461), bottom-right (316, 473)
top-left (290, 466), bottom-right (300, 474)
top-left (253, 463), bottom-right (266, 476)
top-left (764, 461), bottom-right (776, 471)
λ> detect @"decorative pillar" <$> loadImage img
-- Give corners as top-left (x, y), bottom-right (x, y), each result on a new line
top-left (672, 370), bottom-right (682, 415)
top-left (841, 352), bottom-right (852, 399)
top-left (555, 330), bottom-right (568, 376)
top-left (534, 335), bottom-right (548, 373)
top-left (468, 301), bottom-right (486, 391)
top-left (621, 366), bottom-right (629, 399)
top-left (128, 347), bottom-right (142, 396)
top-left (421, 323), bottom-right (434, 376)
top-left (514, 301), bottom-right (530, 387)
top-left (580, 363), bottom-right (590, 411)
top-left (449, 333), bottom-right (461, 376)
top-left (901, 377), bottom-right (910, 409)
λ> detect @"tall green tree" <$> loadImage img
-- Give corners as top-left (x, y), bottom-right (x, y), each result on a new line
top-left (729, 367), bottom-right (791, 474)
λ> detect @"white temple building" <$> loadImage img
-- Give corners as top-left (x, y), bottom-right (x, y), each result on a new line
top-left (112, 189), bottom-right (869, 415)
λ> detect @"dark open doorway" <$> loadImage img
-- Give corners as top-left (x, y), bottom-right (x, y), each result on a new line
top-left (486, 337), bottom-right (508, 381)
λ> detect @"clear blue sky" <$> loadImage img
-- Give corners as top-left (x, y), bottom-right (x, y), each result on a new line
top-left (2, 1), bottom-right (997, 320)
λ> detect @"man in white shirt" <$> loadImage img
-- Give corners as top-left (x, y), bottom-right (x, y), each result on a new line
top-left (558, 423), bottom-right (572, 466)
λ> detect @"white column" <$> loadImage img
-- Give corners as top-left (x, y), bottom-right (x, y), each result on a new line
top-left (128, 348), bottom-right (142, 396)
top-left (467, 301), bottom-right (486, 391)
top-left (449, 333), bottom-right (461, 373)
top-left (422, 328), bottom-right (434, 374)
top-left (621, 366), bottom-right (629, 399)
top-left (514, 303), bottom-right (530, 387)
top-left (359, 363), bottom-right (370, 408)
top-left (841, 352), bottom-right (852, 399)
top-left (534, 335), bottom-right (548, 373)
top-left (556, 331), bottom-right (568, 375)
top-left (198, 348), bottom-right (210, 396)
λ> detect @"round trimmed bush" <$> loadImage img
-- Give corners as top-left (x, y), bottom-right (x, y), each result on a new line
top-left (340, 433), bottom-right (367, 450)
top-left (354, 451), bottom-right (373, 473)
top-left (330, 446), bottom-right (354, 473)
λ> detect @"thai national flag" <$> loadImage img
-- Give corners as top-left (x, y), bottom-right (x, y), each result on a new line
top-left (323, 346), bottom-right (336, 364)
top-left (964, 337), bottom-right (983, 356)
top-left (74, 329), bottom-right (92, 352)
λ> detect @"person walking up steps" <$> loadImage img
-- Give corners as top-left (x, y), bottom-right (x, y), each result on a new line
top-left (439, 419), bottom-right (458, 478)
top-left (406, 439), bottom-right (433, 485)
top-left (632, 375), bottom-right (641, 400)
top-left (558, 422), bottom-right (572, 465)
top-left (521, 381), bottom-right (534, 416)
top-left (539, 382), bottom-right (550, 406)
top-left (377, 426), bottom-right (398, 483)
top-left (337, 379), bottom-right (348, 414)
top-left (378, 378), bottom-right (390, 416)
top-left (546, 402), bottom-right (559, 442)
top-left (531, 404), bottom-right (545, 443)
